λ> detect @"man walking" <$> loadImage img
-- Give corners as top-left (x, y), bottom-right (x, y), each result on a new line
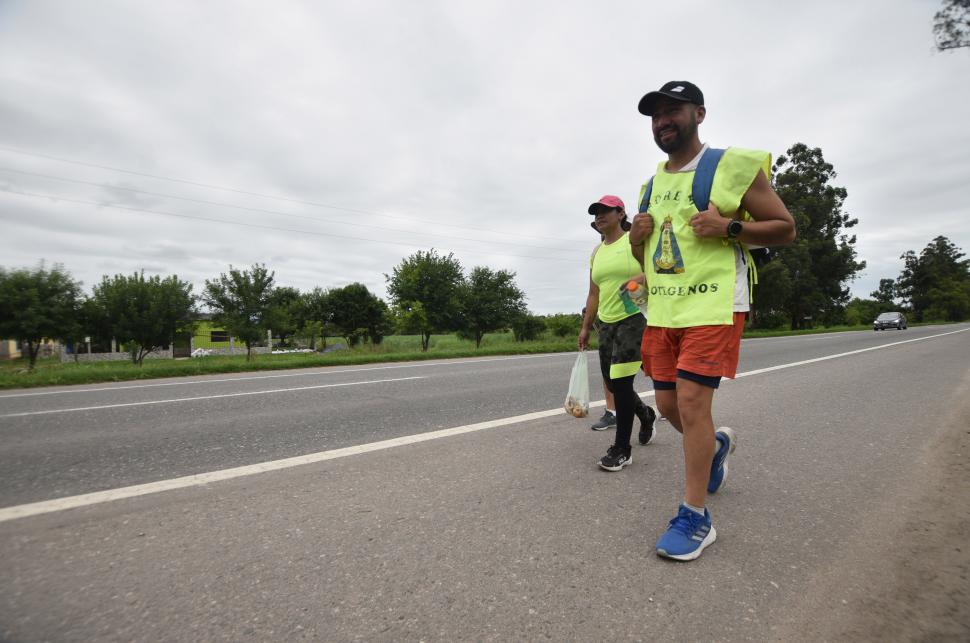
top-left (630, 81), bottom-right (795, 560)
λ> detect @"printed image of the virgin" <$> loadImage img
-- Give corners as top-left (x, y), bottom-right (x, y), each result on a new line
top-left (653, 215), bottom-right (686, 274)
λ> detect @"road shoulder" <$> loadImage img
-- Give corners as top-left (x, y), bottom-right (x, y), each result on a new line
top-left (776, 369), bottom-right (970, 641)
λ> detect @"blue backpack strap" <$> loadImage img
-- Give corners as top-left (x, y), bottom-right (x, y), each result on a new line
top-left (638, 177), bottom-right (654, 213)
top-left (691, 147), bottom-right (725, 211)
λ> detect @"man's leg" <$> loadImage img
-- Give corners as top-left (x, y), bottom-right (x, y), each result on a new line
top-left (642, 326), bottom-right (680, 433)
top-left (654, 376), bottom-right (718, 561)
top-left (675, 377), bottom-right (717, 508)
top-left (654, 388), bottom-right (682, 433)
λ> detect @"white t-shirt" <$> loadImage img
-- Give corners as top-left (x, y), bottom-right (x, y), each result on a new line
top-left (664, 143), bottom-right (750, 312)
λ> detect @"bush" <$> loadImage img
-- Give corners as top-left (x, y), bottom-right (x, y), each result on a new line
top-left (511, 314), bottom-right (546, 342)
top-left (544, 313), bottom-right (582, 338)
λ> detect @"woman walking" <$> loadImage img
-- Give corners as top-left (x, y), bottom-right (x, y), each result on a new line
top-left (578, 195), bottom-right (657, 471)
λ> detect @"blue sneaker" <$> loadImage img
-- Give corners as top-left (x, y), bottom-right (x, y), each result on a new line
top-left (708, 427), bottom-right (737, 493)
top-left (656, 504), bottom-right (717, 561)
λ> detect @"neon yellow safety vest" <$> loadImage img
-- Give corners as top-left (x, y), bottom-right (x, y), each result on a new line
top-left (590, 232), bottom-right (642, 324)
top-left (637, 147), bottom-right (770, 328)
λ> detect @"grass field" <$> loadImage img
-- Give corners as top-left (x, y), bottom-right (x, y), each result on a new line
top-left (0, 332), bottom-right (576, 390)
top-left (0, 323), bottom-right (944, 390)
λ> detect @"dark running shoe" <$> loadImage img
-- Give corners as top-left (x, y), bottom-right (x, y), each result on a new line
top-left (708, 427), bottom-right (737, 493)
top-left (636, 403), bottom-right (658, 445)
top-left (598, 445), bottom-right (632, 471)
top-left (590, 410), bottom-right (617, 431)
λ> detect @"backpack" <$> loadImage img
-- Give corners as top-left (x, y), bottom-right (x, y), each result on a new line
top-left (637, 147), bottom-right (768, 297)
top-left (638, 147), bottom-right (725, 214)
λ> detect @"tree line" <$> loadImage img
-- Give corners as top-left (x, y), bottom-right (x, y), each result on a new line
top-left (748, 143), bottom-right (969, 330)
top-left (0, 252), bottom-right (583, 370)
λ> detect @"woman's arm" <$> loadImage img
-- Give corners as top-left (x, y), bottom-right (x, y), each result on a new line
top-left (578, 274), bottom-right (599, 350)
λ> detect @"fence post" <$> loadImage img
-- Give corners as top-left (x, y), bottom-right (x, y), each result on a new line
top-left (229, 335), bottom-right (235, 355)
top-left (267, 329), bottom-right (272, 349)
top-left (189, 334), bottom-right (194, 354)
top-left (111, 338), bottom-right (117, 353)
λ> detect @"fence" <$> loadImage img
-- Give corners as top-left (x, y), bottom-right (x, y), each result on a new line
top-left (61, 329), bottom-right (273, 362)
top-left (61, 341), bottom-right (173, 363)
top-left (181, 329), bottom-right (272, 357)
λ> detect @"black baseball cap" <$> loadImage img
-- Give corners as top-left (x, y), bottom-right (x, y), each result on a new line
top-left (638, 81), bottom-right (704, 116)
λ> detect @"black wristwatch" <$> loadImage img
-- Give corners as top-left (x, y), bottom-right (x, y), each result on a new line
top-left (726, 220), bottom-right (743, 239)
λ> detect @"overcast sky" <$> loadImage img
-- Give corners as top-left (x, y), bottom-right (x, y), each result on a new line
top-left (1, 0), bottom-right (968, 315)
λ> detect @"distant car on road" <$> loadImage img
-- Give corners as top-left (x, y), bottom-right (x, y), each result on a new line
top-left (874, 311), bottom-right (907, 331)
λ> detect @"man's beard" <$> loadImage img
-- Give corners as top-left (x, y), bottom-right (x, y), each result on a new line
top-left (654, 118), bottom-right (696, 154)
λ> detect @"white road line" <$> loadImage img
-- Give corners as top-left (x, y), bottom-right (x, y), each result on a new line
top-left (0, 326), bottom-right (966, 523)
top-left (0, 352), bottom-right (570, 399)
top-left (0, 376), bottom-right (425, 418)
top-left (0, 407), bottom-right (577, 523)
top-left (732, 328), bottom-right (969, 379)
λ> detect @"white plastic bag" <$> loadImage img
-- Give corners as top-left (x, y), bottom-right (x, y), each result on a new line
top-left (564, 351), bottom-right (590, 418)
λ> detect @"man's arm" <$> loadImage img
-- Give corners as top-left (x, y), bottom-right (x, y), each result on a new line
top-left (629, 213), bottom-right (653, 267)
top-left (736, 170), bottom-right (796, 245)
top-left (688, 170), bottom-right (796, 246)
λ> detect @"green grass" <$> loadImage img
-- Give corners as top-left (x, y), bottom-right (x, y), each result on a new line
top-left (741, 320), bottom-right (956, 338)
top-left (0, 332), bottom-right (578, 390)
top-left (1, 322), bottom-right (962, 390)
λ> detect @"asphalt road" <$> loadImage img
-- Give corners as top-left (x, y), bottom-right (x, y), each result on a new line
top-left (1, 324), bottom-right (968, 641)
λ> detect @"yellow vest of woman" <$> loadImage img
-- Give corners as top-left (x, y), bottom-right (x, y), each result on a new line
top-left (637, 147), bottom-right (770, 328)
top-left (590, 232), bottom-right (642, 324)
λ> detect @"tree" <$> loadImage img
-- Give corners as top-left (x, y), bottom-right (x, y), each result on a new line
top-left (392, 301), bottom-right (429, 338)
top-left (896, 236), bottom-right (970, 321)
top-left (934, 0), bottom-right (970, 51)
top-left (386, 249), bottom-right (464, 351)
top-left (749, 259), bottom-right (793, 329)
top-left (328, 283), bottom-right (390, 347)
top-left (91, 271), bottom-right (196, 365)
top-left (767, 143), bottom-right (866, 329)
top-left (368, 299), bottom-right (395, 345)
top-left (456, 267), bottom-right (527, 348)
top-left (296, 287), bottom-right (332, 350)
top-left (77, 295), bottom-right (113, 353)
top-left (870, 278), bottom-right (897, 307)
top-left (202, 264), bottom-right (275, 361)
top-left (0, 262), bottom-right (83, 370)
top-left (267, 286), bottom-right (301, 347)
top-left (511, 312), bottom-right (547, 342)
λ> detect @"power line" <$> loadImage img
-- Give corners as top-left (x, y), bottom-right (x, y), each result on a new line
top-left (0, 145), bottom-right (584, 244)
top-left (0, 187), bottom-right (580, 265)
top-left (0, 166), bottom-right (577, 255)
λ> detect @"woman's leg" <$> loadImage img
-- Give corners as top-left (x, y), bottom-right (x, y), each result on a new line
top-left (611, 374), bottom-right (638, 449)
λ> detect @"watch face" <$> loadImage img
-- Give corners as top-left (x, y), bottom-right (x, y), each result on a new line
top-left (728, 220), bottom-right (742, 237)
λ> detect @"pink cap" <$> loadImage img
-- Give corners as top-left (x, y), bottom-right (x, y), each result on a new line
top-left (588, 195), bottom-right (625, 214)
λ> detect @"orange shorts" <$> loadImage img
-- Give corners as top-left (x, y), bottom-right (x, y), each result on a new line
top-left (641, 312), bottom-right (746, 385)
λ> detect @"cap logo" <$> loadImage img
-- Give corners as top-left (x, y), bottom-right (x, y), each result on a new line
top-left (671, 86), bottom-right (685, 93)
